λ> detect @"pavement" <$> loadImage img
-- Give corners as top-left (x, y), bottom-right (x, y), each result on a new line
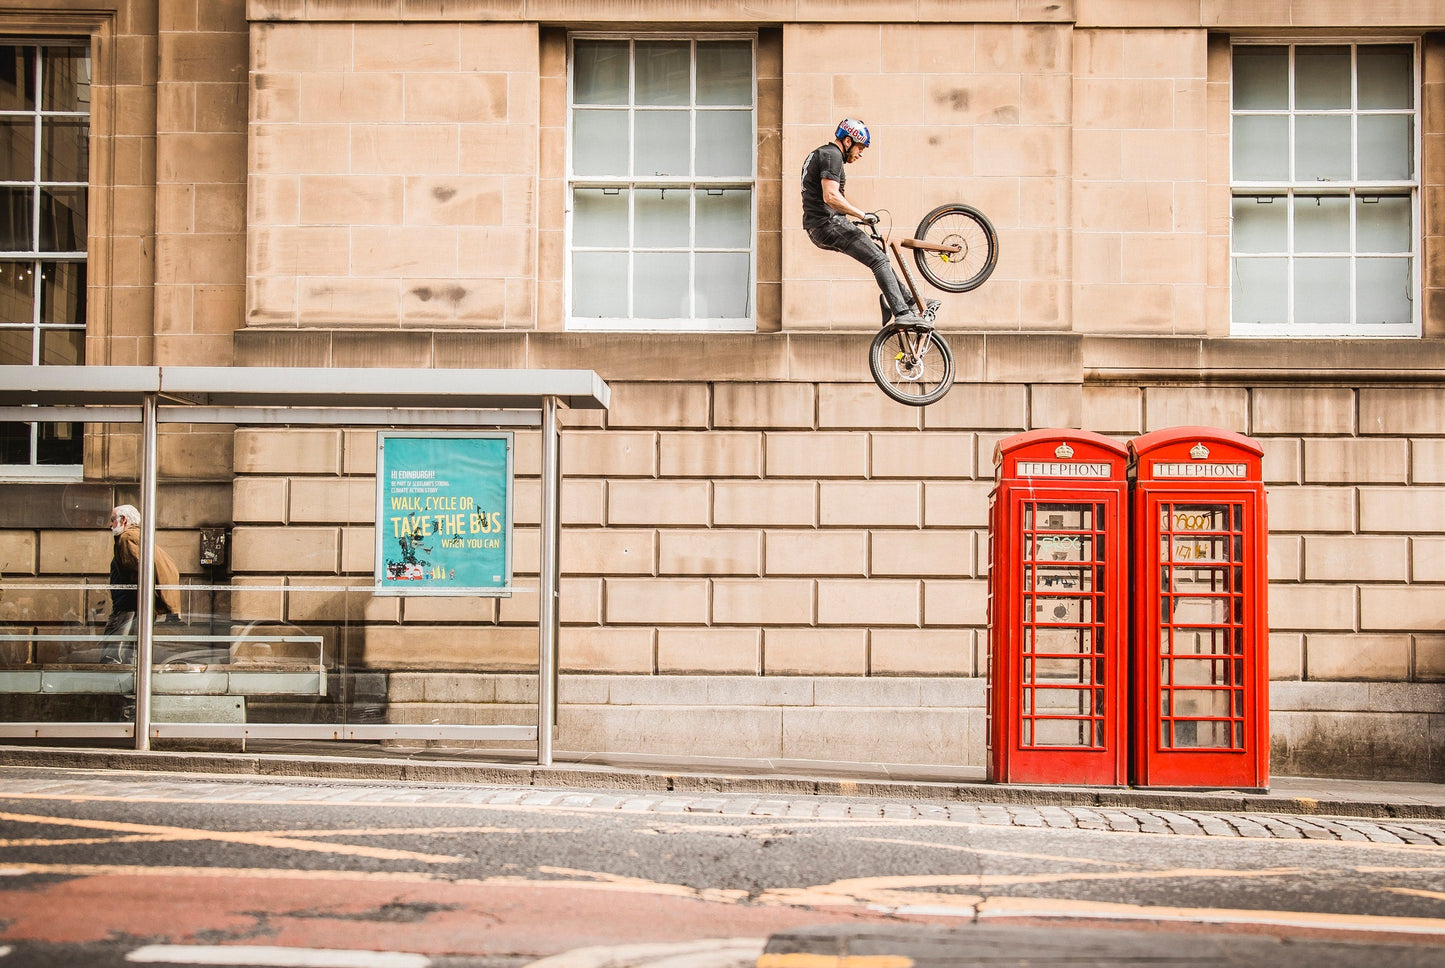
top-left (2, 740), bottom-right (1444, 823)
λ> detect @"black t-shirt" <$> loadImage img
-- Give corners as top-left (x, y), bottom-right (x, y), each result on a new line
top-left (801, 142), bottom-right (845, 229)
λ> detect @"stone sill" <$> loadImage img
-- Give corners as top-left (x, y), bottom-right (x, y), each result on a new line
top-left (236, 328), bottom-right (1445, 386)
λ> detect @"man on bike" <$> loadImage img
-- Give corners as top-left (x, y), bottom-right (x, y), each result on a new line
top-left (801, 119), bottom-right (935, 327)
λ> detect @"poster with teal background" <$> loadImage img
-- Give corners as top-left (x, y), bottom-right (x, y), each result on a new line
top-left (374, 432), bottom-right (513, 596)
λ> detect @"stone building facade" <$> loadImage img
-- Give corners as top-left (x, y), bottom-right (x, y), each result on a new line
top-left (3, 0), bottom-right (1445, 780)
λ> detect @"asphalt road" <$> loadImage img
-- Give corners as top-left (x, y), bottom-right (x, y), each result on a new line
top-left (2, 766), bottom-right (1444, 967)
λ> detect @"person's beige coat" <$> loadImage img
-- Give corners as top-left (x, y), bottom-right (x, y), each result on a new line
top-left (114, 525), bottom-right (182, 616)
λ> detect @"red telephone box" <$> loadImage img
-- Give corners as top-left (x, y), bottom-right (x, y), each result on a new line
top-left (988, 430), bottom-right (1129, 786)
top-left (1130, 427), bottom-right (1269, 791)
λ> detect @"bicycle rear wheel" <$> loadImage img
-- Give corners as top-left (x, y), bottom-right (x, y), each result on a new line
top-left (912, 203), bottom-right (998, 293)
top-left (869, 324), bottom-right (955, 407)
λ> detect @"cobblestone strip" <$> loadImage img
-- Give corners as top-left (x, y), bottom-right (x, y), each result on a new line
top-left (6, 777), bottom-right (1445, 843)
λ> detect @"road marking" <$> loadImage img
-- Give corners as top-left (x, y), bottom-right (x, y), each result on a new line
top-left (0, 810), bottom-right (460, 864)
top-left (757, 957), bottom-right (913, 968)
top-left (523, 939), bottom-right (766, 968)
top-left (125, 945), bottom-right (429, 967)
top-left (973, 895), bottom-right (1445, 936)
top-left (1387, 887), bottom-right (1445, 901)
top-left (760, 866), bottom-right (1308, 908)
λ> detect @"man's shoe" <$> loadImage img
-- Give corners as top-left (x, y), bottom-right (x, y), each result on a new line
top-left (923, 298), bottom-right (941, 316)
top-left (893, 310), bottom-right (932, 328)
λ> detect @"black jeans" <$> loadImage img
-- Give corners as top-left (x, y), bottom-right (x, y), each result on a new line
top-left (806, 216), bottom-right (912, 316)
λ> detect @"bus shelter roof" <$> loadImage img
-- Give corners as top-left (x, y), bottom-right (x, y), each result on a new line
top-left (0, 366), bottom-right (610, 412)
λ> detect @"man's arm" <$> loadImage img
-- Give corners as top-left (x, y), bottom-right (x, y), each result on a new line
top-left (821, 178), bottom-right (869, 221)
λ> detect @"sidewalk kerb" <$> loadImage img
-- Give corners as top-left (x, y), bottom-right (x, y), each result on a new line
top-left (0, 745), bottom-right (1440, 821)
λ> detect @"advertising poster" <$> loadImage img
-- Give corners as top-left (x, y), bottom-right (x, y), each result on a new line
top-left (374, 432), bottom-right (513, 596)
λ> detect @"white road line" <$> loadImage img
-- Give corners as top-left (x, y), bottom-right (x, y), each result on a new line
top-left (124, 945), bottom-right (431, 967)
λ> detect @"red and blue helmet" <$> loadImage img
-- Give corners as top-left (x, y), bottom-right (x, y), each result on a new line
top-left (835, 118), bottom-right (870, 148)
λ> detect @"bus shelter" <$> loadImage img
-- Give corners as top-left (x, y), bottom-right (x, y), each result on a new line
top-left (0, 365), bottom-right (610, 765)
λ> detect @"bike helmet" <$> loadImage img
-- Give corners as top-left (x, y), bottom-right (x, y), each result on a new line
top-left (835, 118), bottom-right (870, 148)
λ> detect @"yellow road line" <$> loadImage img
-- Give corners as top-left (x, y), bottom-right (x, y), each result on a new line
top-left (1386, 887), bottom-right (1445, 902)
top-left (0, 811), bottom-right (459, 864)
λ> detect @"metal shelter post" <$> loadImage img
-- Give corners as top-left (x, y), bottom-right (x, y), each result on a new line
top-left (537, 395), bottom-right (562, 766)
top-left (134, 392), bottom-right (159, 750)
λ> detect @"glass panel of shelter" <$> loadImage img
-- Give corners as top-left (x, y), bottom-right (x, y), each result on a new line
top-left (1020, 502), bottom-right (1106, 749)
top-left (1158, 503), bottom-right (1247, 750)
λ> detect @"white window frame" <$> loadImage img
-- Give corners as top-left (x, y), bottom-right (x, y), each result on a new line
top-left (565, 33), bottom-right (758, 333)
top-left (1, 38), bottom-right (89, 479)
top-left (1229, 39), bottom-right (1421, 338)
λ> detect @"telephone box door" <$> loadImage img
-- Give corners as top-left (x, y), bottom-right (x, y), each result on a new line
top-left (988, 430), bottom-right (1129, 786)
top-left (1131, 428), bottom-right (1269, 791)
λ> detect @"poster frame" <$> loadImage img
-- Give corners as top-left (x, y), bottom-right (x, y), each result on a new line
top-left (373, 430), bottom-right (515, 598)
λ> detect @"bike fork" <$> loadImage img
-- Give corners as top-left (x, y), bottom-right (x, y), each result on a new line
top-left (897, 326), bottom-right (934, 365)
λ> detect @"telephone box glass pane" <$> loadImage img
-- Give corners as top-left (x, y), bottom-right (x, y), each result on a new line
top-left (1018, 500), bottom-right (1108, 750)
top-left (1028, 626), bottom-right (1093, 656)
top-left (1157, 500), bottom-right (1250, 751)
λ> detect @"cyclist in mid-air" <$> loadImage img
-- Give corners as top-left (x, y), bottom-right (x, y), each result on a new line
top-left (801, 118), bottom-right (935, 327)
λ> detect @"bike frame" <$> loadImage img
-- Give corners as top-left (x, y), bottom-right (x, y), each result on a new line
top-left (863, 220), bottom-right (961, 362)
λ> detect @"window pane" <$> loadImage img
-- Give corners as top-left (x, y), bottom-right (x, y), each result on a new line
top-left (0, 327), bottom-right (32, 365)
top-left (39, 326), bottom-right (82, 365)
top-left (1231, 196), bottom-right (1285, 253)
top-left (574, 40), bottom-right (629, 105)
top-left (1233, 46), bottom-right (1288, 110)
top-left (1358, 114), bottom-right (1413, 180)
top-left (0, 187), bottom-right (35, 251)
top-left (0, 422), bottom-right (29, 463)
top-left (1232, 115), bottom-right (1288, 180)
top-left (635, 188), bottom-right (689, 248)
top-left (573, 189), bottom-right (629, 247)
top-left (1231, 258), bottom-right (1287, 325)
top-left (1295, 46), bottom-right (1351, 110)
top-left (572, 110), bottom-right (629, 176)
top-left (42, 117), bottom-right (88, 183)
top-left (41, 46), bottom-right (89, 113)
top-left (1357, 257), bottom-right (1412, 325)
top-left (572, 252), bottom-right (628, 317)
top-left (1295, 257), bottom-right (1351, 325)
top-left (696, 110), bottom-right (752, 177)
top-left (697, 189), bottom-right (751, 248)
top-left (0, 117), bottom-right (35, 181)
top-left (1358, 45), bottom-right (1413, 109)
top-left (0, 262), bottom-right (35, 323)
top-left (697, 41), bottom-right (751, 106)
top-left (39, 187), bottom-right (86, 252)
top-left (635, 252), bottom-right (689, 317)
top-left (1294, 195), bottom-right (1349, 253)
top-left (40, 261), bottom-right (86, 325)
top-left (696, 252), bottom-right (750, 317)
top-left (635, 41), bottom-right (689, 106)
top-left (635, 110), bottom-right (689, 176)
top-left (0, 46), bottom-right (37, 111)
top-left (1357, 196), bottom-right (1411, 253)
top-left (1295, 115), bottom-right (1351, 181)
top-left (36, 420), bottom-right (80, 465)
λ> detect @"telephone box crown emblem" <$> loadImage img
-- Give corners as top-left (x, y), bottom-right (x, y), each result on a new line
top-left (1054, 442), bottom-right (1074, 459)
top-left (1190, 442), bottom-right (1210, 460)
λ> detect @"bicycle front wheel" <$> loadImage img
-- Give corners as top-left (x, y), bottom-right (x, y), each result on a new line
top-left (869, 324), bottom-right (955, 407)
top-left (912, 203), bottom-right (998, 293)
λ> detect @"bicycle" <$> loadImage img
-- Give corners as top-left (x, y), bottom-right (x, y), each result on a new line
top-left (859, 203), bottom-right (998, 407)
